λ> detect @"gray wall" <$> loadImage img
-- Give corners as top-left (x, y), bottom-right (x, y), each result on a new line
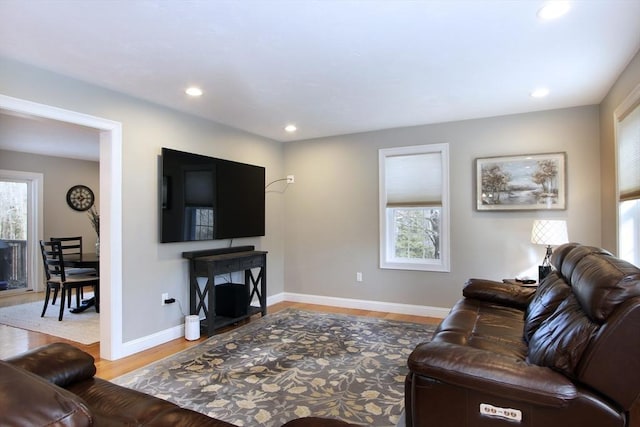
top-left (599, 49), bottom-right (640, 253)
top-left (3, 46), bottom-right (638, 344)
top-left (284, 106), bottom-right (601, 309)
top-left (0, 150), bottom-right (100, 252)
top-left (0, 57), bottom-right (286, 342)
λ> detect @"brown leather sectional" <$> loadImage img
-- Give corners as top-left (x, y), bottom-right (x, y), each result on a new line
top-left (1, 343), bottom-right (357, 426)
top-left (1, 342), bottom-right (236, 426)
top-left (405, 243), bottom-right (640, 427)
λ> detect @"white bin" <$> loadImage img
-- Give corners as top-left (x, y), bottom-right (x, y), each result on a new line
top-left (185, 315), bottom-right (201, 341)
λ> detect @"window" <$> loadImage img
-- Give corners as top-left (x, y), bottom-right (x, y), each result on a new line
top-left (185, 207), bottom-right (214, 240)
top-left (615, 84), bottom-right (640, 266)
top-left (0, 169), bottom-right (43, 293)
top-left (379, 144), bottom-right (450, 271)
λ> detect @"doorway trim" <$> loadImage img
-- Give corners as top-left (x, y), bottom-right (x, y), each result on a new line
top-left (0, 94), bottom-right (123, 360)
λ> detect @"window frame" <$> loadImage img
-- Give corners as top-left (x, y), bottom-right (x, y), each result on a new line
top-left (379, 143), bottom-right (450, 272)
top-left (0, 169), bottom-right (44, 293)
top-left (614, 83), bottom-right (640, 266)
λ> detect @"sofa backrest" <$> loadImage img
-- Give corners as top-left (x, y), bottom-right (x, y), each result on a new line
top-left (526, 243), bottom-right (640, 410)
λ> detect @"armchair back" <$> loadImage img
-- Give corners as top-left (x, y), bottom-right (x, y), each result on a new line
top-left (527, 243), bottom-right (640, 409)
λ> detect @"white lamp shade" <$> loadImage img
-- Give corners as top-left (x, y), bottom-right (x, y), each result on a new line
top-left (531, 220), bottom-right (569, 246)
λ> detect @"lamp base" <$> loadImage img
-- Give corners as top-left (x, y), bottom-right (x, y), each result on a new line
top-left (538, 265), bottom-right (552, 283)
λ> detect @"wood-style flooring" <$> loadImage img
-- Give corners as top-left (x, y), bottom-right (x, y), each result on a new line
top-left (0, 291), bottom-right (440, 380)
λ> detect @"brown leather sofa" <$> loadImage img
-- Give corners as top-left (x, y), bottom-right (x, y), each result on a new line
top-left (405, 243), bottom-right (640, 427)
top-left (1, 342), bottom-right (357, 426)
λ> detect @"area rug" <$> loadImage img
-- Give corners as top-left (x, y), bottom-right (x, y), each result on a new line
top-left (113, 308), bottom-right (435, 426)
top-left (0, 298), bottom-right (99, 345)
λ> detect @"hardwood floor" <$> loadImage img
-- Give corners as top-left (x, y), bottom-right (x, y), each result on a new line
top-left (0, 294), bottom-right (440, 381)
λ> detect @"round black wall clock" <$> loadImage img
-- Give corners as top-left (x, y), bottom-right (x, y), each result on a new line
top-left (66, 185), bottom-right (95, 211)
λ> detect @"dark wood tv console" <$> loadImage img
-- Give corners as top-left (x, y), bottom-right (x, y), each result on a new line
top-left (182, 245), bottom-right (267, 337)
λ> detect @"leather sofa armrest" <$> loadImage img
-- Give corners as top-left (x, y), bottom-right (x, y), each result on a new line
top-left (6, 342), bottom-right (96, 387)
top-left (0, 360), bottom-right (93, 426)
top-left (408, 341), bottom-right (576, 407)
top-left (463, 278), bottom-right (536, 309)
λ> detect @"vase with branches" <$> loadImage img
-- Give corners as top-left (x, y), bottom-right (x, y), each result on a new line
top-left (88, 207), bottom-right (99, 255)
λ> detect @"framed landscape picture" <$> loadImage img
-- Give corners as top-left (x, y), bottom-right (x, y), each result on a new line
top-left (476, 152), bottom-right (566, 211)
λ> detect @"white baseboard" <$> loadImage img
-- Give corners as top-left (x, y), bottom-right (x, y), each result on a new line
top-left (120, 323), bottom-right (185, 358)
top-left (266, 292), bottom-right (286, 306)
top-left (116, 293), bottom-right (447, 359)
top-left (272, 292), bottom-right (450, 319)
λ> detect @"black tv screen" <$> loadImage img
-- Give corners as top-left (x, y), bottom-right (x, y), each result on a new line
top-left (160, 148), bottom-right (265, 243)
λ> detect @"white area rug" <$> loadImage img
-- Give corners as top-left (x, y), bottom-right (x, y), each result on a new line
top-left (0, 299), bottom-right (99, 345)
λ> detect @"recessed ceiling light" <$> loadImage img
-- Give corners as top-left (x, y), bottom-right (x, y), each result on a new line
top-left (537, 1), bottom-right (571, 20)
top-left (530, 88), bottom-right (550, 98)
top-left (185, 87), bottom-right (203, 97)
top-left (284, 124), bottom-right (297, 133)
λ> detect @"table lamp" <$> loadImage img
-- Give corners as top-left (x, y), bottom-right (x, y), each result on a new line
top-left (531, 219), bottom-right (568, 282)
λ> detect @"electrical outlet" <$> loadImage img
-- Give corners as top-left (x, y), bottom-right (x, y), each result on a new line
top-left (356, 272), bottom-right (363, 282)
top-left (161, 293), bottom-right (169, 306)
top-left (287, 175), bottom-right (295, 184)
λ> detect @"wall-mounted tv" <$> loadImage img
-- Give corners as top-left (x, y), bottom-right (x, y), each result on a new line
top-left (160, 148), bottom-right (265, 243)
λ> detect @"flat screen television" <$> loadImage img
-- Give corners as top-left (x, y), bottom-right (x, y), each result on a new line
top-left (160, 148), bottom-right (265, 243)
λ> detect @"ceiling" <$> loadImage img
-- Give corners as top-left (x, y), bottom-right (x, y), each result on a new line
top-left (1, 0), bottom-right (639, 150)
top-left (0, 111), bottom-right (100, 161)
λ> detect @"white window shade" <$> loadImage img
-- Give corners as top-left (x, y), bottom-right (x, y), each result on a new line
top-left (379, 143), bottom-right (450, 272)
top-left (618, 101), bottom-right (640, 202)
top-left (385, 153), bottom-right (442, 206)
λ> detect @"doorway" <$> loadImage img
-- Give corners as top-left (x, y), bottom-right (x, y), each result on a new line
top-left (0, 94), bottom-right (123, 360)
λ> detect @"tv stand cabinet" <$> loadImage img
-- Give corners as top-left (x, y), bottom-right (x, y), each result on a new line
top-left (182, 246), bottom-right (267, 337)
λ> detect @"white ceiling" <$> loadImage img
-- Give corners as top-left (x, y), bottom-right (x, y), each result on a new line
top-left (0, 111), bottom-right (100, 161)
top-left (1, 0), bottom-right (639, 150)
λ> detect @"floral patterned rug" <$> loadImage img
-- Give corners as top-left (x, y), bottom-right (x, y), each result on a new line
top-left (113, 308), bottom-right (435, 426)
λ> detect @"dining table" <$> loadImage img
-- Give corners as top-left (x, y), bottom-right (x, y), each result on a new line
top-left (64, 252), bottom-right (100, 314)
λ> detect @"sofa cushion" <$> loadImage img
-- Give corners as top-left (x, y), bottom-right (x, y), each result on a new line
top-left (0, 360), bottom-right (92, 426)
top-left (524, 272), bottom-right (572, 342)
top-left (556, 245), bottom-right (609, 284)
top-left (527, 294), bottom-right (598, 376)
top-left (570, 252), bottom-right (640, 323)
top-left (548, 242), bottom-right (580, 271)
top-left (67, 376), bottom-right (236, 426)
top-left (463, 278), bottom-right (535, 309)
top-left (433, 298), bottom-right (529, 360)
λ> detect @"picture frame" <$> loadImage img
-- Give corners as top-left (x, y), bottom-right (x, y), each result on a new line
top-left (476, 152), bottom-right (566, 211)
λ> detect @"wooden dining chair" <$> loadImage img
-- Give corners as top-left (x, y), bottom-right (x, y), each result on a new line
top-left (50, 235), bottom-right (82, 255)
top-left (50, 236), bottom-right (96, 301)
top-left (39, 240), bottom-right (100, 321)
top-left (49, 236), bottom-right (96, 273)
